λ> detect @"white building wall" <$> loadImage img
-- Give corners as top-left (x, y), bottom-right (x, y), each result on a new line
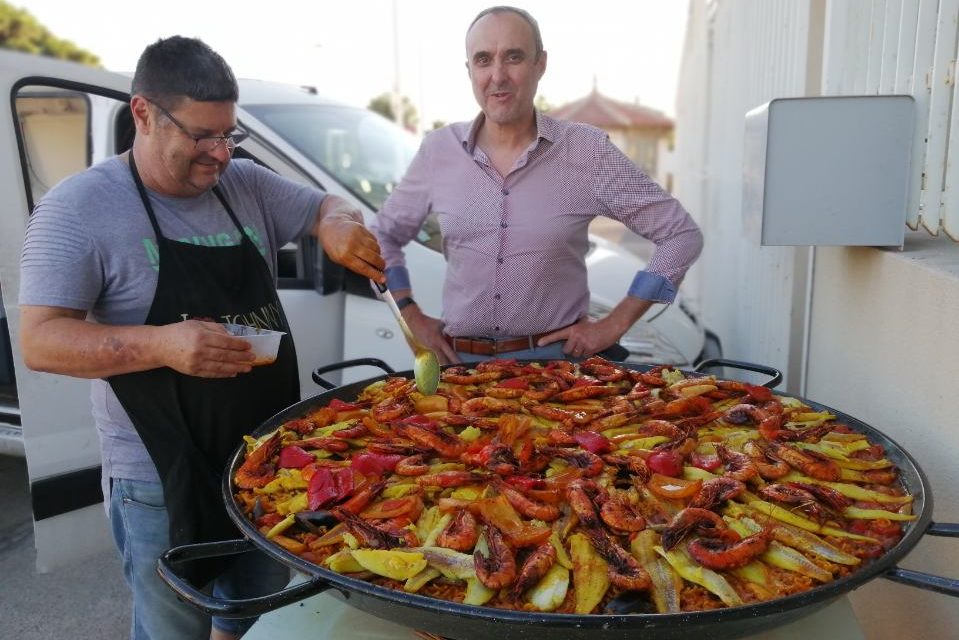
top-left (674, 1), bottom-right (959, 638)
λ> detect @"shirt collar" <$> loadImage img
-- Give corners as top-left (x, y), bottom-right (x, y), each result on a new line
top-left (461, 110), bottom-right (556, 154)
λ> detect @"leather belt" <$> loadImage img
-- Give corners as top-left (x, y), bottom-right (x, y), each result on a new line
top-left (444, 331), bottom-right (557, 356)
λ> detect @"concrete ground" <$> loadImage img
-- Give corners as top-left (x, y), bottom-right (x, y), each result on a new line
top-left (0, 454), bottom-right (131, 640)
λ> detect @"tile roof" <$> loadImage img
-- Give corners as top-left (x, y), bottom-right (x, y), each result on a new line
top-left (550, 88), bottom-right (674, 130)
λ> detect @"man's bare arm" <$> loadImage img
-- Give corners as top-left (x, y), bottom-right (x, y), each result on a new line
top-left (20, 305), bottom-right (255, 379)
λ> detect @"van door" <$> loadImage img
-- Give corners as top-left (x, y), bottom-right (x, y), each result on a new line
top-left (0, 52), bottom-right (343, 571)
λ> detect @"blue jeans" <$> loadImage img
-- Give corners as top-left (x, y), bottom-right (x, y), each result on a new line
top-left (109, 477), bottom-right (290, 639)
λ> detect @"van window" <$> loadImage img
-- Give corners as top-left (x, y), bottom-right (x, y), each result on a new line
top-left (243, 103), bottom-right (444, 252)
top-left (15, 89), bottom-right (93, 207)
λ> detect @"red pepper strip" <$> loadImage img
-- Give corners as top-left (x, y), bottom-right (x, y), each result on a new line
top-left (351, 452), bottom-right (403, 476)
top-left (574, 430), bottom-right (613, 454)
top-left (331, 467), bottom-right (354, 501)
top-left (689, 450), bottom-right (722, 472)
top-left (745, 384), bottom-right (773, 402)
top-left (278, 445), bottom-right (315, 469)
top-left (497, 377), bottom-right (530, 390)
top-left (307, 468), bottom-right (338, 510)
top-left (329, 398), bottom-right (361, 412)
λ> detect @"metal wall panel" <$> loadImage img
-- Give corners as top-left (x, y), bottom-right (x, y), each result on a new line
top-left (673, 0), bottom-right (809, 387)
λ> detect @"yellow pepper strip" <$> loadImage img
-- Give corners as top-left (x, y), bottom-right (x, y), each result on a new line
top-left (350, 549), bottom-right (427, 581)
top-left (422, 512), bottom-right (453, 548)
top-left (550, 530), bottom-right (573, 570)
top-left (404, 567), bottom-right (442, 593)
top-left (789, 411), bottom-right (836, 423)
top-left (655, 545), bottom-right (743, 607)
top-left (843, 506), bottom-right (918, 521)
top-left (732, 561), bottom-right (772, 591)
top-left (631, 530), bottom-right (683, 613)
top-left (325, 549), bottom-right (365, 573)
top-left (763, 541), bottom-right (834, 583)
top-left (745, 500), bottom-right (879, 542)
top-left (731, 513), bottom-right (859, 566)
top-left (616, 436), bottom-right (671, 451)
top-left (464, 577), bottom-right (497, 606)
top-left (780, 472), bottom-right (912, 504)
top-left (569, 533), bottom-right (611, 614)
top-left (382, 483), bottom-right (420, 499)
top-left (683, 466), bottom-right (719, 482)
top-left (458, 425), bottom-right (483, 442)
top-left (274, 492), bottom-right (308, 516)
top-left (794, 443), bottom-right (893, 470)
top-left (265, 513), bottom-right (296, 539)
top-left (526, 564), bottom-right (570, 612)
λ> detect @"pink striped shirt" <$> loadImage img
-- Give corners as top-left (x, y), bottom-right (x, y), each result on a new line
top-left (372, 112), bottom-right (702, 338)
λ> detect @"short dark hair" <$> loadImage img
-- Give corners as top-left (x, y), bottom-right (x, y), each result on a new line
top-left (131, 36), bottom-right (238, 109)
top-left (468, 6), bottom-right (544, 60)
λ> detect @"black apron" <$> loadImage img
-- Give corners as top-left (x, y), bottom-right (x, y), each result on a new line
top-left (109, 153), bottom-right (300, 585)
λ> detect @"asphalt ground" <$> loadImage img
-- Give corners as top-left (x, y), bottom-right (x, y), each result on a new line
top-left (0, 454), bottom-right (131, 640)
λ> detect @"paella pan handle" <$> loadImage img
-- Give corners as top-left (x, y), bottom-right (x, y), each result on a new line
top-left (881, 521), bottom-right (959, 597)
top-left (312, 357), bottom-right (396, 390)
top-left (694, 358), bottom-right (783, 388)
top-left (157, 538), bottom-right (335, 617)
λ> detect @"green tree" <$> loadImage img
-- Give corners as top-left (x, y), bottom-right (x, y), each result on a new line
top-left (0, 1), bottom-right (100, 67)
top-left (368, 92), bottom-right (419, 132)
top-left (535, 94), bottom-right (552, 113)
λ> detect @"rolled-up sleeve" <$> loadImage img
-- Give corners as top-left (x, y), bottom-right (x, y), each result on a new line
top-left (592, 137), bottom-right (703, 302)
top-left (371, 133), bottom-right (436, 291)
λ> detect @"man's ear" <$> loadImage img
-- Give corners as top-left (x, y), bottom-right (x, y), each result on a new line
top-left (537, 50), bottom-right (548, 80)
top-left (129, 95), bottom-right (152, 134)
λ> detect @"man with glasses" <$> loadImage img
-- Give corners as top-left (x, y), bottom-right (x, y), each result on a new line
top-left (19, 36), bottom-right (384, 640)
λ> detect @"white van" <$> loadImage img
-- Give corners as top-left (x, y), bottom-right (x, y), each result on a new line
top-left (0, 50), bottom-right (713, 569)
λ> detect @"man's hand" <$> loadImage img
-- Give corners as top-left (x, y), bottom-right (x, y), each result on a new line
top-left (537, 297), bottom-right (654, 358)
top-left (156, 320), bottom-right (255, 378)
top-left (402, 305), bottom-right (460, 365)
top-left (316, 196), bottom-right (386, 283)
top-left (20, 306), bottom-right (255, 379)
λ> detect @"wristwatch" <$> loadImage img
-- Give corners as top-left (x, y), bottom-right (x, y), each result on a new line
top-left (395, 296), bottom-right (416, 310)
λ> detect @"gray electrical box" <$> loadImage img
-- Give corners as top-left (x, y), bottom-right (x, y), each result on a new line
top-left (743, 95), bottom-right (914, 246)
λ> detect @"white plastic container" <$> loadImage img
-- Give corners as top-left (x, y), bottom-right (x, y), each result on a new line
top-left (223, 323), bottom-right (286, 366)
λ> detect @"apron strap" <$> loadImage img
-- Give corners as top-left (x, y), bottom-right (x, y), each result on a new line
top-left (128, 151), bottom-right (247, 240)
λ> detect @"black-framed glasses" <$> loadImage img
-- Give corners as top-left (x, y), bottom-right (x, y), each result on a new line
top-left (146, 98), bottom-right (249, 153)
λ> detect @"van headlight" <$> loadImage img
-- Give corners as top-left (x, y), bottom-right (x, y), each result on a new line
top-left (587, 301), bottom-right (689, 365)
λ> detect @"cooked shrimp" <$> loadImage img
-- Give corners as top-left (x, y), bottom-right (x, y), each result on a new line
top-left (761, 441), bottom-right (841, 481)
top-left (490, 478), bottom-right (560, 522)
top-left (234, 432), bottom-right (282, 489)
top-left (394, 454), bottom-right (429, 476)
top-left (507, 543), bottom-right (557, 600)
top-left (474, 525), bottom-right (517, 590)
top-left (441, 367), bottom-right (504, 385)
top-left (399, 424), bottom-right (466, 459)
top-left (541, 446), bottom-right (604, 477)
top-left (437, 509), bottom-right (479, 552)
top-left (461, 396), bottom-right (523, 416)
top-left (599, 489), bottom-right (647, 532)
top-left (660, 507), bottom-right (734, 551)
top-left (689, 477), bottom-right (746, 511)
top-left (416, 471), bottom-right (487, 488)
top-left (716, 444), bottom-right (759, 482)
top-left (602, 454), bottom-right (651, 483)
top-left (687, 530), bottom-right (771, 571)
top-left (743, 440), bottom-right (791, 479)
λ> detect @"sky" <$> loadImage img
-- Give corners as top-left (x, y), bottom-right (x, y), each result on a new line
top-left (18, 0), bottom-right (690, 130)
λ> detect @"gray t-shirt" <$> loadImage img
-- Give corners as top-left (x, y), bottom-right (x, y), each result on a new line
top-left (19, 155), bottom-right (323, 485)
